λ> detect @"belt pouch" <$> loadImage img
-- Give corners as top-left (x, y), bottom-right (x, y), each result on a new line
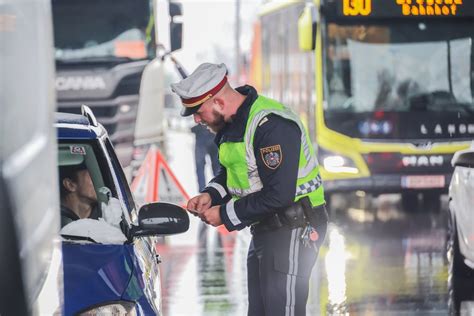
top-left (301, 197), bottom-right (329, 231)
top-left (280, 202), bottom-right (306, 228)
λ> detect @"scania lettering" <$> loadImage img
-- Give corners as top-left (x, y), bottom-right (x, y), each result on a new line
top-left (52, 0), bottom-right (182, 166)
top-left (256, 0), bottom-right (474, 209)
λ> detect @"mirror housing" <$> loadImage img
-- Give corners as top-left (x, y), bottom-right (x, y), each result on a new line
top-left (452, 149), bottom-right (474, 168)
top-left (132, 202), bottom-right (189, 237)
top-left (169, 2), bottom-right (182, 17)
top-left (169, 2), bottom-right (183, 52)
top-left (298, 3), bottom-right (317, 51)
top-left (170, 22), bottom-right (182, 52)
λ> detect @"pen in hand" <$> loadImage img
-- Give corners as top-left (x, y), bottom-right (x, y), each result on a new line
top-left (187, 208), bottom-right (200, 217)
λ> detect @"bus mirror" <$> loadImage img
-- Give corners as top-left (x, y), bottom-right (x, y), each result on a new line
top-left (298, 3), bottom-right (317, 51)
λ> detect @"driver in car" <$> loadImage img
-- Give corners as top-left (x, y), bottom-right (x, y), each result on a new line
top-left (59, 163), bottom-right (100, 227)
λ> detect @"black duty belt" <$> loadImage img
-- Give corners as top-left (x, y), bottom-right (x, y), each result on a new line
top-left (250, 213), bottom-right (285, 235)
top-left (250, 198), bottom-right (327, 235)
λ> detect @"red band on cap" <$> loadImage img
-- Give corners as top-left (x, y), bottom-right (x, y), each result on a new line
top-left (182, 76), bottom-right (228, 107)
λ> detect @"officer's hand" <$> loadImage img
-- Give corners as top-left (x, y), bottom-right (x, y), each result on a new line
top-left (187, 193), bottom-right (212, 214)
top-left (200, 205), bottom-right (222, 227)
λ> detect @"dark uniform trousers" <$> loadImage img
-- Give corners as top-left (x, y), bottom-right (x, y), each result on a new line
top-left (191, 124), bottom-right (219, 191)
top-left (247, 225), bottom-right (319, 316)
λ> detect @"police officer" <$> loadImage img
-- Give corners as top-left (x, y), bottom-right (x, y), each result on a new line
top-left (171, 63), bottom-right (328, 316)
top-left (191, 123), bottom-right (219, 191)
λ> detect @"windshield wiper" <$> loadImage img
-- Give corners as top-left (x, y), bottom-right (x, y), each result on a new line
top-left (409, 92), bottom-right (474, 116)
top-left (56, 55), bottom-right (144, 64)
top-left (437, 101), bottom-right (474, 117)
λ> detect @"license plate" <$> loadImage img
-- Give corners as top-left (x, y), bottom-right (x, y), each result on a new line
top-left (401, 175), bottom-right (445, 189)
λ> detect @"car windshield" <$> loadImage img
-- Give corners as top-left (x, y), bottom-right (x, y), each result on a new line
top-left (52, 0), bottom-right (155, 62)
top-left (325, 20), bottom-right (474, 114)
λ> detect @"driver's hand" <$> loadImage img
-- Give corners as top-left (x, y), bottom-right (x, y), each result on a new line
top-left (187, 193), bottom-right (212, 214)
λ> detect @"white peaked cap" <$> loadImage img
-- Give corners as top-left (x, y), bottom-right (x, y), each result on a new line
top-left (170, 63), bottom-right (228, 116)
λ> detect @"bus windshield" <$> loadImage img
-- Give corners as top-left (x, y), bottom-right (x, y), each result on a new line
top-left (52, 0), bottom-right (155, 62)
top-left (325, 20), bottom-right (474, 115)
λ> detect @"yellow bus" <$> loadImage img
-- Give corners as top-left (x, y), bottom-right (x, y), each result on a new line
top-left (257, 0), bottom-right (474, 208)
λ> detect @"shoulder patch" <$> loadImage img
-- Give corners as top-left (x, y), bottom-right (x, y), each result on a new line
top-left (260, 144), bottom-right (282, 169)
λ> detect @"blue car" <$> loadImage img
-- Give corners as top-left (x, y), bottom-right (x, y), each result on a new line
top-left (56, 106), bottom-right (189, 315)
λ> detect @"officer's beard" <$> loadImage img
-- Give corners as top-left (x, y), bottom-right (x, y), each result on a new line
top-left (205, 109), bottom-right (226, 133)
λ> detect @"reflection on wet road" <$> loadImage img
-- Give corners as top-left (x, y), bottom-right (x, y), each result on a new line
top-left (159, 224), bottom-right (250, 315)
top-left (159, 194), bottom-right (449, 315)
top-left (319, 194), bottom-right (448, 315)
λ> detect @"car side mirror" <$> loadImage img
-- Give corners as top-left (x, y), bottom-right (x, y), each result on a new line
top-left (131, 202), bottom-right (189, 237)
top-left (452, 149), bottom-right (474, 168)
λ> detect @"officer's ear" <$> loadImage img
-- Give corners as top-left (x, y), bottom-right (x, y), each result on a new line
top-left (212, 96), bottom-right (225, 111)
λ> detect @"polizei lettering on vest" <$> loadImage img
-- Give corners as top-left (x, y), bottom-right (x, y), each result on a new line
top-left (56, 76), bottom-right (107, 91)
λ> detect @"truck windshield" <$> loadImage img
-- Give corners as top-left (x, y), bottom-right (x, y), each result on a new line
top-left (53, 0), bottom-right (155, 62)
top-left (324, 20), bottom-right (474, 115)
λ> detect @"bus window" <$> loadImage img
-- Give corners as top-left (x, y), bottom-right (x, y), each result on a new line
top-left (325, 22), bottom-right (474, 115)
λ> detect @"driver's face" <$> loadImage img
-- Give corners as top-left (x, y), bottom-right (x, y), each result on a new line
top-left (76, 169), bottom-right (97, 203)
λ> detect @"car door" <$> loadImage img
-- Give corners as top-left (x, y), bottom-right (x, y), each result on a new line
top-left (101, 137), bottom-right (162, 313)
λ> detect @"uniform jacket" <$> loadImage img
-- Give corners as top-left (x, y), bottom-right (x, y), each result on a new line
top-left (203, 85), bottom-right (303, 231)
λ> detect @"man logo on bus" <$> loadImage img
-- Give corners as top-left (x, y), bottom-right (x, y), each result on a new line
top-left (343, 0), bottom-right (371, 16)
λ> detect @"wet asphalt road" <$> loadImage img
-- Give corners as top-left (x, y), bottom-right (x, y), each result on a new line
top-left (157, 193), bottom-right (450, 316)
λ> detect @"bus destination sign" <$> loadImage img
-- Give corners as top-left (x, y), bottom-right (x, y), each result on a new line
top-left (335, 0), bottom-right (474, 18)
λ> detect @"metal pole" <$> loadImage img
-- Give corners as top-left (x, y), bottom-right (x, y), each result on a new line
top-left (235, 0), bottom-right (241, 83)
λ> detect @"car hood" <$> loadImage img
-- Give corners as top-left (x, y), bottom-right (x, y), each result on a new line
top-left (62, 243), bottom-right (137, 314)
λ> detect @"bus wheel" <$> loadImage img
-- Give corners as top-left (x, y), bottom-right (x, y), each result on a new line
top-left (401, 192), bottom-right (419, 211)
top-left (422, 192), bottom-right (441, 212)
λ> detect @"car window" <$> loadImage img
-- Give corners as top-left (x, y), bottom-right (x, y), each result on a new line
top-left (104, 139), bottom-right (137, 213)
top-left (57, 141), bottom-right (117, 227)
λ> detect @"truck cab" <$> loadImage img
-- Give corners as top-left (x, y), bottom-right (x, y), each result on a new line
top-left (52, 0), bottom-right (183, 166)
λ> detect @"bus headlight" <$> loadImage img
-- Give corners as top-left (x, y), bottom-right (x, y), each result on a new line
top-left (319, 148), bottom-right (359, 174)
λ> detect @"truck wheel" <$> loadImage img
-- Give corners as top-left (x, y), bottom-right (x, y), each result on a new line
top-left (401, 192), bottom-right (418, 211)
